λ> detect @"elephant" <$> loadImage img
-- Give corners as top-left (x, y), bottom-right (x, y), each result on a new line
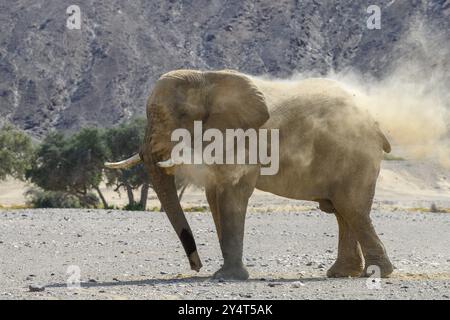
top-left (105, 69), bottom-right (394, 280)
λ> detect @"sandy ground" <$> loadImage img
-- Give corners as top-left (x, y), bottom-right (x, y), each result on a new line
top-left (0, 208), bottom-right (448, 300)
top-left (1, 159), bottom-right (450, 209)
top-left (0, 159), bottom-right (449, 300)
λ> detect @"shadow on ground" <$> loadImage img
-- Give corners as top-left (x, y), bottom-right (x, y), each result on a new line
top-left (46, 276), bottom-right (332, 289)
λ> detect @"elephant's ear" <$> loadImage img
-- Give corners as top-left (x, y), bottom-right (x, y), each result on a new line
top-left (203, 71), bottom-right (269, 131)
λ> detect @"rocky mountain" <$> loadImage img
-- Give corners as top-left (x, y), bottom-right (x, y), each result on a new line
top-left (0, 0), bottom-right (449, 137)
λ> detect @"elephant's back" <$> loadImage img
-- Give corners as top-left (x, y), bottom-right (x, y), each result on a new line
top-left (258, 78), bottom-right (380, 145)
top-left (255, 78), bottom-right (385, 200)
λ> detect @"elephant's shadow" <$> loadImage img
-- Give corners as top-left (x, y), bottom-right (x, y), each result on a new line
top-left (46, 276), bottom-right (329, 289)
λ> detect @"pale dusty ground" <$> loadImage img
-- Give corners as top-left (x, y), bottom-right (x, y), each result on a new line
top-left (2, 158), bottom-right (450, 209)
top-left (0, 159), bottom-right (449, 300)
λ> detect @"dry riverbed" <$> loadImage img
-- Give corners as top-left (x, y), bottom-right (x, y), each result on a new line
top-left (0, 206), bottom-right (448, 300)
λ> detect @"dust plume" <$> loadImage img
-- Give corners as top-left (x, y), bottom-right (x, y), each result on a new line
top-left (178, 22), bottom-right (450, 190)
top-left (328, 24), bottom-right (450, 168)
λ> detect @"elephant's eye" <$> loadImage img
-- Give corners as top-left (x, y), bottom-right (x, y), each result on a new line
top-left (178, 111), bottom-right (188, 119)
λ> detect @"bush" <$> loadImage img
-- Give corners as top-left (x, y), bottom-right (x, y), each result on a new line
top-left (123, 202), bottom-right (146, 211)
top-left (26, 189), bottom-right (82, 208)
top-left (0, 124), bottom-right (34, 181)
top-left (26, 128), bottom-right (108, 208)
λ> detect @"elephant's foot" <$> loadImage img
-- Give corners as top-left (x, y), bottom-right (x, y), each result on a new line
top-left (326, 260), bottom-right (364, 278)
top-left (362, 256), bottom-right (394, 278)
top-left (212, 264), bottom-right (249, 281)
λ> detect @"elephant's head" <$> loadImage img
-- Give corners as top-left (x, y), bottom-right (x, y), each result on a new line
top-left (139, 70), bottom-right (269, 271)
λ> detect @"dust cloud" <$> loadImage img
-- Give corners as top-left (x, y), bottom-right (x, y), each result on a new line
top-left (328, 24), bottom-right (450, 168)
top-left (271, 23), bottom-right (450, 168)
top-left (181, 22), bottom-right (450, 188)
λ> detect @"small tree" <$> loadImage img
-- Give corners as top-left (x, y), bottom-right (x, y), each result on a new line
top-left (104, 118), bottom-right (151, 209)
top-left (27, 132), bottom-right (69, 192)
top-left (27, 128), bottom-right (109, 208)
top-left (65, 128), bottom-right (109, 207)
top-left (0, 124), bottom-right (34, 181)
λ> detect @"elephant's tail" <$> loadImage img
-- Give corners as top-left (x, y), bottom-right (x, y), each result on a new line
top-left (377, 127), bottom-right (391, 153)
top-left (105, 153), bottom-right (142, 169)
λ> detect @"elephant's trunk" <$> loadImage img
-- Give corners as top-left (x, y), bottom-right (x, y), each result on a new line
top-left (143, 152), bottom-right (202, 272)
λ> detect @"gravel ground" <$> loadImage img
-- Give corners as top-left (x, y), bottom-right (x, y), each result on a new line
top-left (0, 208), bottom-right (449, 300)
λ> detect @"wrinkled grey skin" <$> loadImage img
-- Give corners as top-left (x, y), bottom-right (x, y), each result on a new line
top-left (107, 69), bottom-right (394, 280)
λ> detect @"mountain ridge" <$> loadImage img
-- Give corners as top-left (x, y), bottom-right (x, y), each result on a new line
top-left (0, 0), bottom-right (448, 137)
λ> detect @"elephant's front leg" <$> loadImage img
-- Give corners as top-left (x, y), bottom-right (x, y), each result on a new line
top-left (205, 186), bottom-right (222, 242)
top-left (206, 176), bottom-right (256, 280)
top-left (214, 186), bottom-right (249, 280)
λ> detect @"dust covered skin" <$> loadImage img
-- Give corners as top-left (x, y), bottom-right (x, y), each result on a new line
top-left (0, 200), bottom-right (448, 300)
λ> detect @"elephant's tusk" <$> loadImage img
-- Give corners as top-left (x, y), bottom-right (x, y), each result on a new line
top-left (105, 153), bottom-right (142, 169)
top-left (157, 158), bottom-right (182, 168)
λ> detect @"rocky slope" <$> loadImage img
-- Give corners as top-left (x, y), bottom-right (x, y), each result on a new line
top-left (0, 0), bottom-right (449, 137)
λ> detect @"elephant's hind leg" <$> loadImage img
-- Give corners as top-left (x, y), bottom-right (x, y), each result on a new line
top-left (327, 212), bottom-right (364, 278)
top-left (318, 199), bottom-right (335, 213)
top-left (332, 183), bottom-right (394, 278)
top-left (316, 199), bottom-right (363, 277)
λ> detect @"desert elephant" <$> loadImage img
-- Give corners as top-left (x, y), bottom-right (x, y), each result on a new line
top-left (105, 69), bottom-right (394, 280)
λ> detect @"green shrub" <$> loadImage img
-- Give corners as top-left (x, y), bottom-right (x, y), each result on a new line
top-left (26, 128), bottom-right (108, 208)
top-left (123, 202), bottom-right (146, 211)
top-left (26, 189), bottom-right (81, 208)
top-left (184, 205), bottom-right (209, 212)
top-left (0, 124), bottom-right (34, 181)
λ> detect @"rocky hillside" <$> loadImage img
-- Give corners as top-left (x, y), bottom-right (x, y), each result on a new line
top-left (0, 0), bottom-right (449, 137)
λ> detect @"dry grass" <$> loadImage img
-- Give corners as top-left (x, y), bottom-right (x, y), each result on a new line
top-left (383, 154), bottom-right (406, 161)
top-left (0, 204), bottom-right (31, 210)
top-left (394, 272), bottom-right (450, 281)
top-left (409, 207), bottom-right (450, 213)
